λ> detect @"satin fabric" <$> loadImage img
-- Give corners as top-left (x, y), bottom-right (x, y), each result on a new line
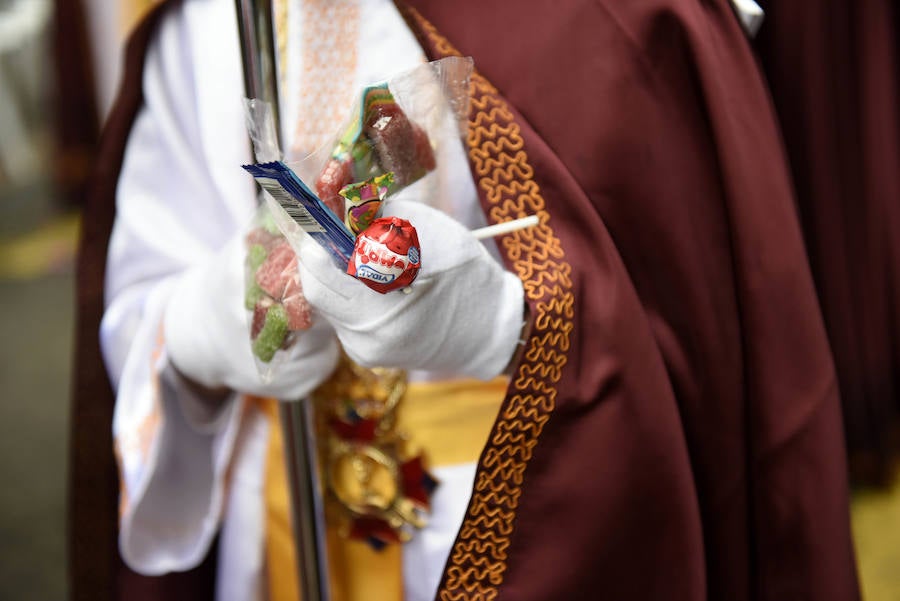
top-left (400, 2), bottom-right (860, 599)
top-left (754, 0), bottom-right (900, 486)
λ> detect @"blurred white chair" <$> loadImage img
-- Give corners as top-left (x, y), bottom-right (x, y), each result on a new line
top-left (0, 0), bottom-right (52, 185)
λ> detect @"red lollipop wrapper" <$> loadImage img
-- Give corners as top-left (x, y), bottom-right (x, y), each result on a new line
top-left (348, 217), bottom-right (421, 294)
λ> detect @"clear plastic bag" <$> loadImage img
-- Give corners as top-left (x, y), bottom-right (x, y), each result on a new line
top-left (268, 56), bottom-right (474, 250)
top-left (243, 202), bottom-right (313, 378)
top-left (242, 56), bottom-right (473, 379)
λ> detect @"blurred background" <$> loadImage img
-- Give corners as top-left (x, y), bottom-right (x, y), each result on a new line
top-left (0, 1), bottom-right (153, 599)
top-left (0, 0), bottom-right (898, 600)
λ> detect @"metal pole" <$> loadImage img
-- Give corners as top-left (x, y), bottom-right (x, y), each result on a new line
top-left (279, 400), bottom-right (331, 601)
top-left (234, 0), bottom-right (282, 151)
top-left (234, 2), bottom-right (330, 599)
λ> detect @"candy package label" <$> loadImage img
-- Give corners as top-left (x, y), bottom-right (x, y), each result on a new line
top-left (255, 178), bottom-right (327, 233)
top-left (243, 161), bottom-right (356, 266)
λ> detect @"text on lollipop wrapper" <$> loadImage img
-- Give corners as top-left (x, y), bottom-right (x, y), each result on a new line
top-left (356, 238), bottom-right (411, 271)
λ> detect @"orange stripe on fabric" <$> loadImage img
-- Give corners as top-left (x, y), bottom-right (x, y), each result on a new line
top-left (116, 324), bottom-right (167, 518)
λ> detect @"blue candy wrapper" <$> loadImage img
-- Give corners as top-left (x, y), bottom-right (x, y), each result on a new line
top-left (242, 161), bottom-right (356, 268)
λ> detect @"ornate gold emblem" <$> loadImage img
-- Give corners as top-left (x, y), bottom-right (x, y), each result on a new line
top-left (313, 354), bottom-right (436, 548)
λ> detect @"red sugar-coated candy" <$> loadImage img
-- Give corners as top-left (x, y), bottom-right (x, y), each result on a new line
top-left (365, 108), bottom-right (419, 187)
top-left (412, 124), bottom-right (435, 172)
top-left (363, 101), bottom-right (404, 128)
top-left (245, 226), bottom-right (283, 253)
top-left (255, 241), bottom-right (295, 298)
top-left (250, 297), bottom-right (273, 339)
top-left (316, 157), bottom-right (353, 218)
top-left (282, 275), bottom-right (312, 331)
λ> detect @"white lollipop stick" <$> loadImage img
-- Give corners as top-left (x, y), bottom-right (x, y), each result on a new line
top-left (471, 215), bottom-right (540, 240)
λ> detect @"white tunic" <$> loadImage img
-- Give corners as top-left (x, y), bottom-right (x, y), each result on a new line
top-left (100, 1), bottom-right (487, 599)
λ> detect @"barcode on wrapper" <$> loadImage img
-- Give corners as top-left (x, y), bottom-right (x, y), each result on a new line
top-left (256, 177), bottom-right (325, 233)
top-left (242, 161), bottom-right (356, 267)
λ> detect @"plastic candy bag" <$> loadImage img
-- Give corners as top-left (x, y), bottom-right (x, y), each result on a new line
top-left (243, 203), bottom-right (314, 378)
top-left (241, 56), bottom-right (473, 379)
top-left (247, 56), bottom-right (473, 264)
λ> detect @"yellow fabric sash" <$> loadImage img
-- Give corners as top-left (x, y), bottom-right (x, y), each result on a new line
top-left (398, 377), bottom-right (509, 466)
top-left (258, 398), bottom-right (303, 601)
top-left (258, 377), bottom-right (507, 601)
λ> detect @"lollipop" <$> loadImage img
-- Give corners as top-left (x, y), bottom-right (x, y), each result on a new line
top-left (347, 217), bottom-right (421, 294)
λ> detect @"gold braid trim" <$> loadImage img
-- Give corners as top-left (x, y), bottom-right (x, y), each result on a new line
top-left (402, 8), bottom-right (575, 600)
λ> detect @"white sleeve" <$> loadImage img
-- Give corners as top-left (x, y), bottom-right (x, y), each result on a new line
top-left (100, 1), bottom-right (255, 575)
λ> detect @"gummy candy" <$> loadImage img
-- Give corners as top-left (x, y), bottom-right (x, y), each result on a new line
top-left (316, 156), bottom-right (354, 218)
top-left (364, 104), bottom-right (420, 187)
top-left (255, 242), bottom-right (295, 298)
top-left (252, 303), bottom-right (289, 362)
top-left (282, 276), bottom-right (312, 330)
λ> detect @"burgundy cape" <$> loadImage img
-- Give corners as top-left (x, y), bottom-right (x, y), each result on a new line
top-left (754, 0), bottom-right (900, 485)
top-left (69, 0), bottom-right (860, 599)
top-left (53, 0), bottom-right (100, 207)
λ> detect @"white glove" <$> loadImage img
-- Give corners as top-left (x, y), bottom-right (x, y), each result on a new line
top-left (164, 231), bottom-right (339, 400)
top-left (296, 200), bottom-right (525, 379)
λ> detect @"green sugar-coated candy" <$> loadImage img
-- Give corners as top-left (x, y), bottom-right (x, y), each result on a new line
top-left (245, 244), bottom-right (269, 310)
top-left (245, 281), bottom-right (264, 310)
top-left (261, 211), bottom-right (281, 235)
top-left (252, 304), bottom-right (289, 362)
top-left (247, 243), bottom-right (268, 271)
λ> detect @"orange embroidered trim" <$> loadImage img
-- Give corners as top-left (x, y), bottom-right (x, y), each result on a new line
top-left (115, 325), bottom-right (167, 518)
top-left (291, 0), bottom-right (360, 156)
top-left (404, 9), bottom-right (575, 600)
top-left (115, 402), bottom-right (161, 517)
top-left (114, 441), bottom-right (129, 519)
top-left (275, 0), bottom-right (289, 92)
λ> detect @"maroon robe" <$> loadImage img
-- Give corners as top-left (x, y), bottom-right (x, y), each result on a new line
top-left (69, 0), bottom-right (860, 599)
top-left (754, 0), bottom-right (900, 486)
top-left (53, 0), bottom-right (100, 207)
top-left (399, 1), bottom-right (859, 599)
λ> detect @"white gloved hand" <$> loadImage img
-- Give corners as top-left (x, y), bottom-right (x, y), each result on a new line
top-left (164, 231), bottom-right (339, 400)
top-left (296, 200), bottom-right (525, 380)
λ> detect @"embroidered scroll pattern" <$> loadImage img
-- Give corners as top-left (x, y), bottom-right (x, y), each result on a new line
top-left (405, 10), bottom-right (575, 600)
